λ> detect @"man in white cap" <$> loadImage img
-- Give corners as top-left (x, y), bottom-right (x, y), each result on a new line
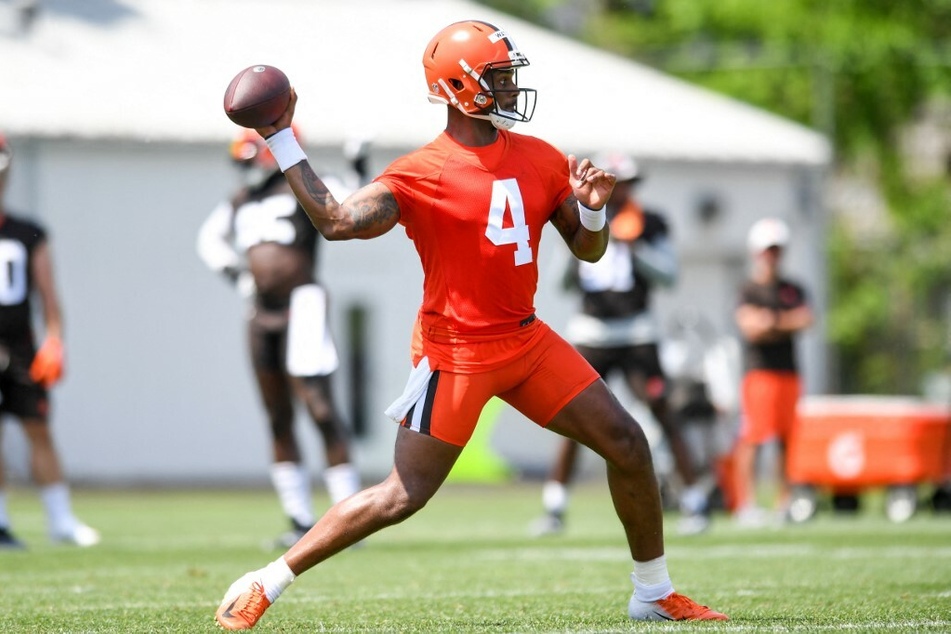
top-left (733, 217), bottom-right (813, 526)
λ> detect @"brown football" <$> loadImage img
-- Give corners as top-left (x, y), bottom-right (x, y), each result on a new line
top-left (223, 65), bottom-right (290, 128)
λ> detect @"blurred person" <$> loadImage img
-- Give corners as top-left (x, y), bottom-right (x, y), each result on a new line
top-left (0, 133), bottom-right (100, 548)
top-left (663, 309), bottom-right (743, 515)
top-left (214, 20), bottom-right (726, 629)
top-left (530, 153), bottom-right (711, 538)
top-left (732, 217), bottom-right (813, 526)
top-left (197, 129), bottom-right (361, 549)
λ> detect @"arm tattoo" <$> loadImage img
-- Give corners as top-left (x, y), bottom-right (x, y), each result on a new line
top-left (300, 163), bottom-right (335, 207)
top-left (295, 162), bottom-right (399, 238)
top-left (350, 193), bottom-right (399, 234)
top-left (550, 193), bottom-right (580, 240)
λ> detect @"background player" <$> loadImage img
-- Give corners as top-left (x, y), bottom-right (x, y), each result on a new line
top-left (531, 152), bottom-right (711, 537)
top-left (214, 20), bottom-right (727, 628)
top-left (0, 133), bottom-right (100, 548)
top-left (733, 217), bottom-right (813, 526)
top-left (197, 130), bottom-right (361, 547)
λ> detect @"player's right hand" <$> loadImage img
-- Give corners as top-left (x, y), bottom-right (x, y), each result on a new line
top-left (256, 87), bottom-right (298, 139)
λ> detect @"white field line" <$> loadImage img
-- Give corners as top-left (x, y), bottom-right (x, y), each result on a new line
top-left (474, 544), bottom-right (951, 561)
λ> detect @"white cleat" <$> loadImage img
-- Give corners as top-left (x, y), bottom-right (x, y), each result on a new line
top-left (676, 513), bottom-right (711, 536)
top-left (51, 522), bottom-right (101, 547)
top-left (528, 513), bottom-right (564, 537)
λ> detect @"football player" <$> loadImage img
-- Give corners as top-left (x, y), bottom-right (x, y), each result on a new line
top-left (0, 133), bottom-right (99, 548)
top-left (197, 128), bottom-right (361, 548)
top-left (214, 21), bottom-right (727, 629)
top-left (530, 152), bottom-right (712, 537)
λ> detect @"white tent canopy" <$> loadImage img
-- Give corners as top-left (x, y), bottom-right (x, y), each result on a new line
top-left (0, 0), bottom-right (830, 165)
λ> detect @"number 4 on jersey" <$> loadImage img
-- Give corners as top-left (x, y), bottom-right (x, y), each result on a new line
top-left (485, 178), bottom-right (532, 266)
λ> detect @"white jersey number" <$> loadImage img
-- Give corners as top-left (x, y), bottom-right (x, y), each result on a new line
top-left (234, 193), bottom-right (299, 251)
top-left (485, 178), bottom-right (532, 266)
top-left (0, 239), bottom-right (29, 305)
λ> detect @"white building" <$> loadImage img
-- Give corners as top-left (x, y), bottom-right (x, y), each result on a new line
top-left (0, 0), bottom-right (830, 484)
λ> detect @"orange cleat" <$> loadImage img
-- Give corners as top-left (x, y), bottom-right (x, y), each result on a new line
top-left (629, 591), bottom-right (728, 621)
top-left (215, 578), bottom-right (272, 630)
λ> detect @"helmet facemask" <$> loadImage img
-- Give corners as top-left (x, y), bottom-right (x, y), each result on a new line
top-left (470, 63), bottom-right (537, 130)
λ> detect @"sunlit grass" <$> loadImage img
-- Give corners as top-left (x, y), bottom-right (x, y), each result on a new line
top-left (0, 483), bottom-right (948, 632)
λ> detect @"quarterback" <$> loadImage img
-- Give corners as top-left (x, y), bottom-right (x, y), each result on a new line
top-left (215, 20), bottom-right (728, 629)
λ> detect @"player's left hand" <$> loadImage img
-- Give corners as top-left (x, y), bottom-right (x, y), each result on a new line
top-left (569, 154), bottom-right (616, 210)
top-left (30, 335), bottom-right (64, 388)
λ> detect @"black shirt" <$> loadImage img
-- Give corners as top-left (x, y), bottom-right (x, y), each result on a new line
top-left (738, 277), bottom-right (808, 372)
top-left (574, 209), bottom-right (670, 319)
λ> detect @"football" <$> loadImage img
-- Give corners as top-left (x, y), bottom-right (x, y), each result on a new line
top-left (223, 65), bottom-right (291, 128)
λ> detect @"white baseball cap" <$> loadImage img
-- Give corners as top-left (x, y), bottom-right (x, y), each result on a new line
top-left (593, 151), bottom-right (642, 183)
top-left (0, 134), bottom-right (11, 173)
top-left (747, 217), bottom-right (790, 253)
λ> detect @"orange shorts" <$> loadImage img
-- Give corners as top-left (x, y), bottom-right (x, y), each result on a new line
top-left (739, 370), bottom-right (801, 444)
top-left (400, 321), bottom-right (599, 447)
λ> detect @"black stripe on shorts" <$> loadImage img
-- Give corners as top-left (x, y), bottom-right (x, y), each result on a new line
top-left (400, 370), bottom-right (441, 437)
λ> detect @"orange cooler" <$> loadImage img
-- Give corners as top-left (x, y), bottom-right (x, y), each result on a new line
top-left (788, 396), bottom-right (951, 487)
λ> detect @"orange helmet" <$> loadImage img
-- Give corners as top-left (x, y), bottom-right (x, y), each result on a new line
top-left (228, 125), bottom-right (304, 170)
top-left (423, 20), bottom-right (536, 130)
top-left (229, 125), bottom-right (303, 188)
top-left (229, 129), bottom-right (273, 171)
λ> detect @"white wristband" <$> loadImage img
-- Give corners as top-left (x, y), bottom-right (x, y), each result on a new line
top-left (265, 128), bottom-right (307, 172)
top-left (578, 202), bottom-right (606, 232)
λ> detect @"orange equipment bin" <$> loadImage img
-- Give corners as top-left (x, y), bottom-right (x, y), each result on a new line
top-left (787, 395), bottom-right (951, 522)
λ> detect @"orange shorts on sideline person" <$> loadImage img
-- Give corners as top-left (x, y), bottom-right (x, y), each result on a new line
top-left (739, 370), bottom-right (801, 444)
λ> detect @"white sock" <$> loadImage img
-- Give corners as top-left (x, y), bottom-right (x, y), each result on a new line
top-left (542, 480), bottom-right (568, 516)
top-left (323, 463), bottom-right (360, 505)
top-left (0, 491), bottom-right (10, 528)
top-left (261, 556), bottom-right (296, 603)
top-left (41, 482), bottom-right (77, 536)
top-left (270, 462), bottom-right (314, 527)
top-left (631, 555), bottom-right (674, 602)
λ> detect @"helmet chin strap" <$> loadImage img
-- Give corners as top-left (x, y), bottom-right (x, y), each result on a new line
top-left (490, 111), bottom-right (518, 130)
top-left (459, 105), bottom-right (519, 130)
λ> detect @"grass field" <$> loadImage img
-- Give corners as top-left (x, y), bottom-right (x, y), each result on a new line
top-left (0, 482), bottom-right (949, 633)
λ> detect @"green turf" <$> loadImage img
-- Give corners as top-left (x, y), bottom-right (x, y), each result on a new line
top-left (0, 483), bottom-right (948, 632)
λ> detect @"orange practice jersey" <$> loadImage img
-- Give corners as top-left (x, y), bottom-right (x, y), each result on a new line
top-left (375, 130), bottom-right (572, 371)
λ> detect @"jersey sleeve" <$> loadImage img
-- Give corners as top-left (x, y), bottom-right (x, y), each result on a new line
top-left (640, 209), bottom-right (670, 242)
top-left (17, 217), bottom-right (47, 251)
top-left (197, 201), bottom-right (240, 273)
top-left (374, 147), bottom-right (445, 234)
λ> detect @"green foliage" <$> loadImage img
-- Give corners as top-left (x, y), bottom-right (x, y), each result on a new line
top-left (579, 0), bottom-right (951, 162)
top-left (477, 0), bottom-right (951, 393)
